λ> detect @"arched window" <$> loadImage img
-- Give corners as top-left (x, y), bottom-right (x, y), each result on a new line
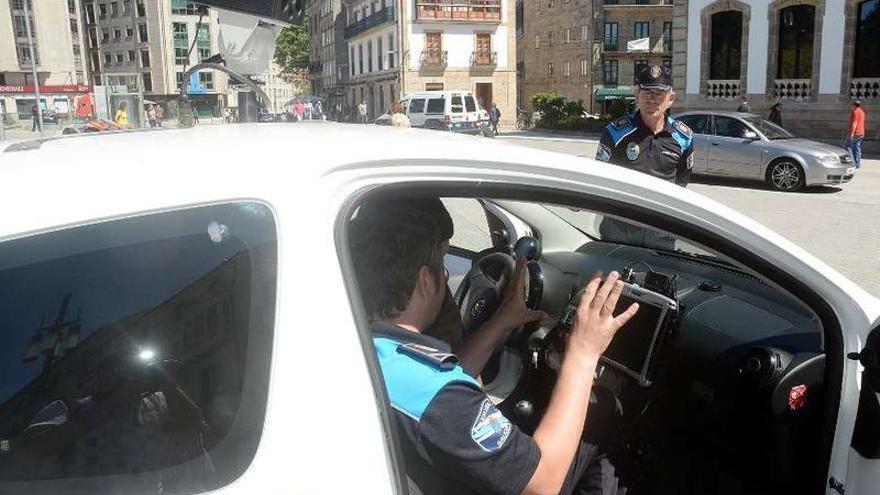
top-left (854, 0), bottom-right (880, 77)
top-left (710, 11), bottom-right (742, 80)
top-left (777, 4), bottom-right (815, 79)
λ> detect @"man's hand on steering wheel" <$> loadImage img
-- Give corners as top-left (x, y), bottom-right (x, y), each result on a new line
top-left (489, 256), bottom-right (547, 333)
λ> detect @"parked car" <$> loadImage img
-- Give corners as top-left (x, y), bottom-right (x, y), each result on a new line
top-left (401, 90), bottom-right (490, 135)
top-left (0, 125), bottom-right (877, 495)
top-left (675, 110), bottom-right (855, 192)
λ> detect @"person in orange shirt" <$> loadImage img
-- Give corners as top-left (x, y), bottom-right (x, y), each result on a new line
top-left (846, 100), bottom-right (867, 168)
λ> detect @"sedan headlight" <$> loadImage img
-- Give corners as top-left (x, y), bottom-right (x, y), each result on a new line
top-left (817, 154), bottom-right (840, 167)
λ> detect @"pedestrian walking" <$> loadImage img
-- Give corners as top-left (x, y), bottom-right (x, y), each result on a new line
top-left (294, 99), bottom-right (305, 122)
top-left (316, 100), bottom-right (324, 121)
top-left (305, 101), bottom-right (313, 120)
top-left (155, 104), bottom-right (164, 126)
top-left (358, 100), bottom-right (368, 124)
top-left (737, 95), bottom-right (750, 113)
top-left (114, 101), bottom-right (130, 128)
top-left (390, 102), bottom-right (411, 127)
top-left (768, 103), bottom-right (783, 127)
top-left (223, 107), bottom-right (233, 124)
top-left (30, 102), bottom-right (41, 132)
top-left (595, 64), bottom-right (693, 250)
top-left (191, 106), bottom-right (199, 124)
top-left (489, 103), bottom-right (502, 135)
top-left (845, 100), bottom-right (867, 168)
top-left (147, 104), bottom-right (158, 128)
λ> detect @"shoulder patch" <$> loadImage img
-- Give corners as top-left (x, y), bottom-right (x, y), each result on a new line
top-left (612, 116), bottom-right (630, 129)
top-left (470, 399), bottom-right (512, 452)
top-left (674, 120), bottom-right (693, 138)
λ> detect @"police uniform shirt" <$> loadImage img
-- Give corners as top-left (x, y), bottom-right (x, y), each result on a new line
top-left (372, 322), bottom-right (540, 495)
top-left (595, 112), bottom-right (694, 186)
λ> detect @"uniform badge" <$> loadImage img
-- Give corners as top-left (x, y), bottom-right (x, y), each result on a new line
top-left (626, 142), bottom-right (640, 161)
top-left (611, 116), bottom-right (630, 129)
top-left (650, 65), bottom-right (662, 79)
top-left (674, 120), bottom-right (693, 137)
top-left (596, 143), bottom-right (612, 162)
top-left (470, 399), bottom-right (512, 452)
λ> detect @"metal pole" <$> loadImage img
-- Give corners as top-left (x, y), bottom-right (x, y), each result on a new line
top-left (23, 0), bottom-right (44, 137)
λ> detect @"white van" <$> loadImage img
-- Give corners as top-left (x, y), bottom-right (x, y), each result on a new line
top-left (403, 90), bottom-right (488, 134)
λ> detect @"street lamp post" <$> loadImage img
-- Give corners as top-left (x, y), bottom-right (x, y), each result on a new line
top-left (22, 0), bottom-right (44, 138)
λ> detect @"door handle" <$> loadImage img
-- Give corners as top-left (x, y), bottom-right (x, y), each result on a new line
top-left (711, 142), bottom-right (721, 146)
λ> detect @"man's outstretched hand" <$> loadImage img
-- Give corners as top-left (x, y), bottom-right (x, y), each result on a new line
top-left (569, 271), bottom-right (639, 359)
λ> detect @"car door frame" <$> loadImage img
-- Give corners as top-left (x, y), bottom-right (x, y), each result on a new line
top-left (708, 114), bottom-right (766, 179)
top-left (330, 159), bottom-right (879, 495)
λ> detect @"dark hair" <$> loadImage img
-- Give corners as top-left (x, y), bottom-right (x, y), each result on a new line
top-left (349, 198), bottom-right (452, 320)
top-left (853, 100), bottom-right (862, 107)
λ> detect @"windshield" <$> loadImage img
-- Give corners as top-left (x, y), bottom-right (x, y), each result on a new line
top-left (743, 116), bottom-right (795, 140)
top-left (541, 205), bottom-right (723, 262)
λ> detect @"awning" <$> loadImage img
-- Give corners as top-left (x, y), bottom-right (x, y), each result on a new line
top-left (595, 88), bottom-right (634, 101)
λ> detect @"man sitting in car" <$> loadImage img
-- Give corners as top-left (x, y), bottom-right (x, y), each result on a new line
top-left (349, 198), bottom-right (638, 495)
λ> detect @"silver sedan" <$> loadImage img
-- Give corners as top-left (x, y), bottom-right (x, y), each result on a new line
top-left (675, 110), bottom-right (855, 192)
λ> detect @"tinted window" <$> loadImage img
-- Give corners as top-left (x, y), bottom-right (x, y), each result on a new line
top-left (0, 203), bottom-right (277, 494)
top-left (450, 96), bottom-right (463, 113)
top-left (713, 116), bottom-right (750, 138)
top-left (677, 114), bottom-right (709, 134)
top-left (426, 98), bottom-right (444, 114)
top-left (408, 98), bottom-right (425, 114)
top-left (464, 96), bottom-right (476, 112)
top-left (742, 116), bottom-right (793, 140)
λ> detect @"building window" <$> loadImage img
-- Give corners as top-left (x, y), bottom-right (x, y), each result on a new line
top-left (136, 0), bottom-right (145, 17)
top-left (88, 28), bottom-right (98, 47)
top-left (855, 0), bottom-right (880, 77)
top-left (68, 0), bottom-right (77, 14)
top-left (16, 42), bottom-right (39, 66)
top-left (634, 21), bottom-right (649, 39)
top-left (86, 4), bottom-right (96, 23)
top-left (603, 59), bottom-right (618, 85)
top-left (388, 33), bottom-right (395, 68)
top-left (141, 49), bottom-right (150, 67)
top-left (110, 1), bottom-right (118, 16)
top-left (350, 46), bottom-right (355, 75)
top-left (196, 23), bottom-right (211, 61)
top-left (176, 71), bottom-right (184, 90)
top-left (547, 31), bottom-right (553, 47)
top-left (565, 28), bottom-right (571, 43)
top-left (104, 52), bottom-right (112, 65)
top-left (777, 4), bottom-right (815, 79)
top-left (535, 34), bottom-right (540, 48)
top-left (12, 15), bottom-right (33, 38)
top-left (138, 23), bottom-right (148, 42)
top-left (603, 22), bottom-right (618, 51)
top-left (424, 32), bottom-right (442, 63)
top-left (116, 52), bottom-right (124, 63)
top-left (173, 22), bottom-right (188, 65)
top-left (710, 10), bottom-right (742, 80)
top-left (101, 28), bottom-right (109, 41)
top-left (634, 59), bottom-right (648, 82)
top-left (142, 72), bottom-right (152, 91)
top-left (171, 0), bottom-right (198, 15)
top-left (358, 43), bottom-right (363, 74)
top-left (90, 52), bottom-right (100, 71)
top-left (99, 3), bottom-right (107, 18)
top-left (126, 26), bottom-right (134, 38)
top-left (581, 58), bottom-right (588, 76)
top-left (114, 28), bottom-right (121, 39)
top-left (123, 0), bottom-right (130, 13)
top-left (70, 18), bottom-right (79, 35)
top-left (564, 61), bottom-right (571, 77)
top-left (516, 0), bottom-right (524, 37)
top-left (378, 36), bottom-right (383, 71)
top-left (199, 72), bottom-right (214, 90)
top-left (367, 40), bottom-right (373, 72)
top-left (662, 21), bottom-right (672, 52)
top-left (547, 62), bottom-right (553, 75)
top-left (127, 50), bottom-right (135, 62)
top-left (582, 25), bottom-right (588, 42)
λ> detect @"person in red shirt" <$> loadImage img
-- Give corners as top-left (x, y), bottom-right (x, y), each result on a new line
top-left (846, 100), bottom-right (867, 168)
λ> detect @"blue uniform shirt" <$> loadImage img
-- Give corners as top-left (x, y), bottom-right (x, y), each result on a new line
top-left (372, 322), bottom-right (540, 495)
top-left (596, 112), bottom-right (694, 186)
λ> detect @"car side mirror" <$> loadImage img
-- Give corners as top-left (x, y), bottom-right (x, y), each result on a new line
top-left (743, 130), bottom-right (758, 141)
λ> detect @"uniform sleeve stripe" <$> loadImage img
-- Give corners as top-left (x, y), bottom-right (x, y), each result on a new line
top-left (374, 337), bottom-right (480, 421)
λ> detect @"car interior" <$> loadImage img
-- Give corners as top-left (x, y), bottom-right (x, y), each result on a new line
top-left (347, 187), bottom-right (840, 495)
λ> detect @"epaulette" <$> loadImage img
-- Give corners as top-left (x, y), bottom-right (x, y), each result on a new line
top-left (673, 119), bottom-right (693, 138)
top-left (611, 115), bottom-right (631, 130)
top-left (398, 342), bottom-right (460, 370)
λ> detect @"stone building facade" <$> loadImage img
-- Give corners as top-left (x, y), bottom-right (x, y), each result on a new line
top-left (673, 0), bottom-right (879, 142)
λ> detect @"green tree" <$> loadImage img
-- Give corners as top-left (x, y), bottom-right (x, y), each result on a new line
top-left (274, 16), bottom-right (311, 90)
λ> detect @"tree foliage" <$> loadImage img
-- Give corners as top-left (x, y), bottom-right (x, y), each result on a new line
top-left (274, 16), bottom-right (311, 89)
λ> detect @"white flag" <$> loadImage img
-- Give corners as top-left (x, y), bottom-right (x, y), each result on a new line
top-left (627, 37), bottom-right (650, 52)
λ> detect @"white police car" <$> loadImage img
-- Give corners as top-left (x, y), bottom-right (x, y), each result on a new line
top-left (0, 124), bottom-right (877, 495)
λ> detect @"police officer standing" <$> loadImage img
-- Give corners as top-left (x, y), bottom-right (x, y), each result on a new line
top-left (595, 64), bottom-right (693, 248)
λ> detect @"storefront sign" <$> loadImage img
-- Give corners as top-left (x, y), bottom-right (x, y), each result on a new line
top-left (0, 84), bottom-right (92, 94)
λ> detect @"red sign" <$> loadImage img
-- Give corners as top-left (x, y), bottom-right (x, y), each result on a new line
top-left (0, 84), bottom-right (92, 94)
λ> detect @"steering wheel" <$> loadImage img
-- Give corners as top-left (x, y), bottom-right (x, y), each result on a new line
top-left (455, 252), bottom-right (516, 335)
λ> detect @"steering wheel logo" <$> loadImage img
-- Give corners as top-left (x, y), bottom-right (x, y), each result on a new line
top-left (471, 299), bottom-right (487, 319)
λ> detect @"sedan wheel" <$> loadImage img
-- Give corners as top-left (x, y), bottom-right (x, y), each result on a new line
top-left (767, 160), bottom-right (805, 192)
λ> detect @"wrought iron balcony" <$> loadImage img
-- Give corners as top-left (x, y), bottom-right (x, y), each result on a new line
top-left (345, 7), bottom-right (395, 39)
top-left (773, 79), bottom-right (813, 101)
top-left (850, 77), bottom-right (880, 101)
top-left (416, 0), bottom-right (501, 22)
top-left (420, 49), bottom-right (448, 67)
top-left (470, 49), bottom-right (497, 66)
top-left (706, 79), bottom-right (741, 100)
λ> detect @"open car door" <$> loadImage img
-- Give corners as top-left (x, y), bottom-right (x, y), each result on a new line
top-left (844, 320), bottom-right (880, 495)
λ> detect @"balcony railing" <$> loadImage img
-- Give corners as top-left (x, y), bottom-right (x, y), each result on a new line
top-left (773, 78), bottom-right (812, 101)
top-left (603, 0), bottom-right (673, 6)
top-left (470, 49), bottom-right (497, 66)
top-left (706, 79), bottom-right (741, 100)
top-left (344, 7), bottom-right (395, 39)
top-left (420, 49), bottom-right (448, 66)
top-left (600, 36), bottom-right (671, 53)
top-left (850, 77), bottom-right (880, 101)
top-left (415, 0), bottom-right (501, 22)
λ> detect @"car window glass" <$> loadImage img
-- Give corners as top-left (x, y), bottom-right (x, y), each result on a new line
top-left (714, 116), bottom-right (750, 138)
top-left (0, 202), bottom-right (277, 493)
top-left (465, 96), bottom-right (477, 113)
top-left (450, 96), bottom-right (463, 113)
top-left (408, 98), bottom-right (425, 114)
top-left (678, 115), bottom-right (709, 134)
top-left (442, 198), bottom-right (492, 254)
top-left (426, 98), bottom-right (444, 114)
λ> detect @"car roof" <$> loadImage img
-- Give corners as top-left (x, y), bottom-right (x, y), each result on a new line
top-left (675, 110), bottom-right (759, 119)
top-left (407, 91), bottom-right (473, 97)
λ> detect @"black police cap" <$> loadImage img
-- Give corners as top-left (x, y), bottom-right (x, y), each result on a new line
top-left (637, 64), bottom-right (673, 91)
